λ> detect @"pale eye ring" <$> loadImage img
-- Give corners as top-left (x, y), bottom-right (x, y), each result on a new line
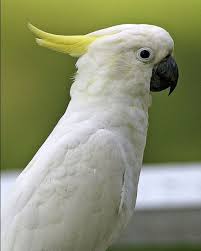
top-left (136, 48), bottom-right (154, 62)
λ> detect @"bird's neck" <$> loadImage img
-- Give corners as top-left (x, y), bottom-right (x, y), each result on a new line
top-left (61, 55), bottom-right (153, 165)
top-left (63, 56), bottom-right (152, 162)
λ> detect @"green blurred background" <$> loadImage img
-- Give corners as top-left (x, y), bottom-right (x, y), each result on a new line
top-left (1, 0), bottom-right (201, 170)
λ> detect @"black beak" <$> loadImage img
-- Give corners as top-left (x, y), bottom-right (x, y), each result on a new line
top-left (150, 55), bottom-right (179, 95)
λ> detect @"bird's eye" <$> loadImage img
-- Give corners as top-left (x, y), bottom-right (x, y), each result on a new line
top-left (136, 48), bottom-right (154, 62)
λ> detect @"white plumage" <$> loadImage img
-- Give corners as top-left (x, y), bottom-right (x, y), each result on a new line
top-left (1, 24), bottom-right (176, 251)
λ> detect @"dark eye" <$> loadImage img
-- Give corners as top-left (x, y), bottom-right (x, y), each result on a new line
top-left (140, 50), bottom-right (150, 58)
top-left (137, 47), bottom-right (154, 62)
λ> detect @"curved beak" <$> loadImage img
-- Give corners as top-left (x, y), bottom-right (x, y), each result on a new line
top-left (150, 55), bottom-right (179, 95)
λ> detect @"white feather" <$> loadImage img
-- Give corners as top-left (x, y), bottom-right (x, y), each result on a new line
top-left (1, 24), bottom-right (174, 251)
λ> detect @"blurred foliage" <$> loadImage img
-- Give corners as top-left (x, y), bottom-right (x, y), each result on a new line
top-left (1, 0), bottom-right (201, 170)
top-left (109, 245), bottom-right (201, 251)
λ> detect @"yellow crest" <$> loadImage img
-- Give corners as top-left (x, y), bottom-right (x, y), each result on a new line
top-left (28, 23), bottom-right (97, 57)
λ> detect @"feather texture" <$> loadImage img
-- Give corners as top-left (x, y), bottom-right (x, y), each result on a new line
top-left (2, 24), bottom-right (175, 251)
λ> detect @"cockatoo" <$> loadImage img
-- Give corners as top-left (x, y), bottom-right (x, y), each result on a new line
top-left (1, 24), bottom-right (178, 251)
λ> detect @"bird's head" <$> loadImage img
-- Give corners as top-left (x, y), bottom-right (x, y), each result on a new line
top-left (29, 24), bottom-right (178, 96)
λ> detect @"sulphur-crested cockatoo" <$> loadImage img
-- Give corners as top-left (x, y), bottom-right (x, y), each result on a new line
top-left (1, 24), bottom-right (178, 251)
